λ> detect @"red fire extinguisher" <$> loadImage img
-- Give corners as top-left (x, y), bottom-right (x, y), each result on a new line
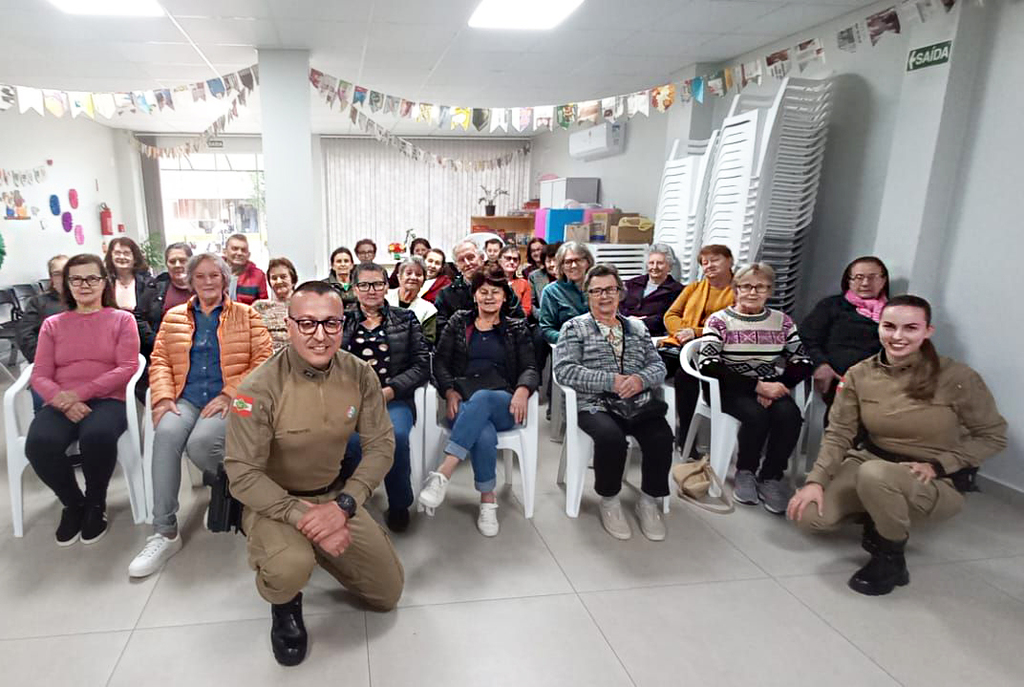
top-left (99, 203), bottom-right (113, 236)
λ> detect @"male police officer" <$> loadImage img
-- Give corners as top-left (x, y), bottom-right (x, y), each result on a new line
top-left (225, 281), bottom-right (404, 666)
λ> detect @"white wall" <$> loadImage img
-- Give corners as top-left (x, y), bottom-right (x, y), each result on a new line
top-left (935, 0), bottom-right (1024, 491)
top-left (529, 113), bottom-right (668, 216)
top-left (0, 115), bottom-right (128, 285)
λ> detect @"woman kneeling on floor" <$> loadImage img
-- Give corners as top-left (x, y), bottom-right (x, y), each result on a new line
top-left (698, 262), bottom-right (813, 514)
top-left (555, 264), bottom-right (673, 541)
top-left (788, 295), bottom-right (1006, 596)
top-left (419, 262), bottom-right (538, 537)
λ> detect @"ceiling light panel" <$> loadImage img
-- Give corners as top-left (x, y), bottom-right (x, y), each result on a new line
top-left (47, 0), bottom-right (166, 17)
top-left (468, 0), bottom-right (586, 30)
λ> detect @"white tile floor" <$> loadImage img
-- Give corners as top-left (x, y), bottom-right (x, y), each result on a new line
top-left (2, 405), bottom-right (1024, 687)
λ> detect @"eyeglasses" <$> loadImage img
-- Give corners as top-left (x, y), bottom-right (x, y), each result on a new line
top-left (850, 274), bottom-right (883, 282)
top-left (502, 255), bottom-right (520, 262)
top-left (49, 271), bottom-right (63, 278)
top-left (355, 281), bottom-right (388, 292)
top-left (587, 286), bottom-right (621, 297)
top-left (68, 275), bottom-right (103, 287)
top-left (289, 316), bottom-right (343, 335)
top-left (736, 284), bottom-right (769, 294)
top-left (356, 251), bottom-right (375, 258)
top-left (562, 258), bottom-right (587, 267)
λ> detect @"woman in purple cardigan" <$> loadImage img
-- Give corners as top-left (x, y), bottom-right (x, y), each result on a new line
top-left (27, 253), bottom-right (140, 546)
top-left (618, 243), bottom-right (682, 337)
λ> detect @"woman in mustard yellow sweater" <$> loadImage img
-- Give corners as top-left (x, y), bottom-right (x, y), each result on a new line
top-left (660, 244), bottom-right (734, 450)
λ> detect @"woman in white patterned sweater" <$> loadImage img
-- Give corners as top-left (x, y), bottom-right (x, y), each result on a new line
top-left (698, 263), bottom-right (813, 513)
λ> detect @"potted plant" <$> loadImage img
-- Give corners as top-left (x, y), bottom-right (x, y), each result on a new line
top-left (478, 186), bottom-right (509, 217)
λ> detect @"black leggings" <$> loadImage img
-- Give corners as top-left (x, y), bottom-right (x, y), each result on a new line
top-left (720, 392), bottom-right (802, 481)
top-left (25, 399), bottom-right (127, 509)
top-left (577, 410), bottom-right (673, 498)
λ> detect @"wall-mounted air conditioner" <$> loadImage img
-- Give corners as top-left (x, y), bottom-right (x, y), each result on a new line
top-left (568, 121), bottom-right (625, 161)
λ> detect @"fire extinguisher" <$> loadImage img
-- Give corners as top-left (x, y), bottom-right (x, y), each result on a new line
top-left (99, 203), bottom-right (113, 236)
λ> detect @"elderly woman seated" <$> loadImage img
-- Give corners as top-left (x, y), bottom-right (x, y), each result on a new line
top-left (419, 262), bottom-right (538, 537)
top-left (386, 256), bottom-right (438, 344)
top-left (343, 262), bottom-right (431, 532)
top-left (698, 263), bottom-right (812, 514)
top-left (254, 257), bottom-right (299, 353)
top-left (618, 243), bottom-right (682, 336)
top-left (554, 264), bottom-right (672, 542)
top-left (128, 252), bottom-right (273, 578)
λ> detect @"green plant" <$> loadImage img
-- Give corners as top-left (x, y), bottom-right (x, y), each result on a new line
top-left (140, 235), bottom-right (165, 272)
top-left (478, 186), bottom-right (509, 206)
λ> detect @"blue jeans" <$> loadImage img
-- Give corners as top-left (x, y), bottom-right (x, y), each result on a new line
top-left (345, 400), bottom-right (414, 511)
top-left (446, 389), bottom-right (517, 493)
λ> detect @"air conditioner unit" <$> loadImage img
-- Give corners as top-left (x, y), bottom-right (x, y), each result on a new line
top-left (568, 121), bottom-right (625, 161)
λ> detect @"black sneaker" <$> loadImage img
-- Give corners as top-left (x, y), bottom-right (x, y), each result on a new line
top-left (55, 504), bottom-right (84, 546)
top-left (80, 506), bottom-right (108, 544)
top-left (386, 507), bottom-right (410, 533)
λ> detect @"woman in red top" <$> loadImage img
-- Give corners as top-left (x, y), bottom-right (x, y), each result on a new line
top-left (27, 253), bottom-right (140, 546)
top-left (420, 248), bottom-right (453, 303)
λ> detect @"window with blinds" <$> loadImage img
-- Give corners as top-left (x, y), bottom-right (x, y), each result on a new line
top-left (321, 137), bottom-right (531, 259)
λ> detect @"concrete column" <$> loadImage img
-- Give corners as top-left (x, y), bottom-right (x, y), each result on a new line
top-left (257, 49), bottom-right (317, 281)
top-left (871, 2), bottom-right (987, 297)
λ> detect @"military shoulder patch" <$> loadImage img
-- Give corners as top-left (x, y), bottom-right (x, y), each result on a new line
top-left (233, 394), bottom-right (254, 416)
top-left (836, 377), bottom-right (846, 391)
top-left (346, 405), bottom-right (357, 419)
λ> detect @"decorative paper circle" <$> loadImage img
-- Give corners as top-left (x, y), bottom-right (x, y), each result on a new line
top-left (69, 189), bottom-right (79, 209)
top-left (74, 224), bottom-right (85, 245)
top-left (50, 195), bottom-right (60, 215)
top-left (62, 212), bottom-right (73, 232)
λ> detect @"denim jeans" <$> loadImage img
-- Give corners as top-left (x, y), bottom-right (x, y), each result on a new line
top-left (445, 389), bottom-right (517, 493)
top-left (344, 400), bottom-right (415, 511)
top-left (151, 399), bottom-right (227, 536)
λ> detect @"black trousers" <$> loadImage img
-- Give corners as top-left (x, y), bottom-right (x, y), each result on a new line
top-left (672, 369), bottom-right (701, 449)
top-left (25, 398), bottom-right (127, 509)
top-left (577, 410), bottom-right (673, 498)
top-left (531, 328), bottom-right (551, 397)
top-left (720, 391), bottom-right (802, 481)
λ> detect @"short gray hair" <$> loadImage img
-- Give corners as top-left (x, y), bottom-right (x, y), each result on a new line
top-left (187, 252), bottom-right (232, 292)
top-left (732, 262), bottom-right (775, 289)
top-left (645, 243), bottom-right (675, 266)
top-left (454, 239), bottom-right (485, 260)
top-left (164, 242), bottom-right (193, 261)
top-left (583, 263), bottom-right (624, 293)
top-left (555, 241), bottom-right (595, 280)
top-left (396, 256), bottom-right (426, 278)
top-left (351, 261), bottom-right (388, 283)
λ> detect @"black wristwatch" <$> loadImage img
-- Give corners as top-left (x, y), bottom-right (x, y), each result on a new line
top-left (334, 492), bottom-right (357, 519)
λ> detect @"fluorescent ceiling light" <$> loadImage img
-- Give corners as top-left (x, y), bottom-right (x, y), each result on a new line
top-left (468, 0), bottom-right (585, 30)
top-left (47, 0), bottom-right (165, 17)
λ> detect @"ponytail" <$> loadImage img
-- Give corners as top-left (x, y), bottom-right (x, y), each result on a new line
top-left (883, 294), bottom-right (939, 401)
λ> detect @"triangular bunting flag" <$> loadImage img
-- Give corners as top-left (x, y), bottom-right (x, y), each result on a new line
top-left (472, 108), bottom-right (491, 131)
top-left (556, 104), bottom-right (576, 129)
top-left (384, 95), bottom-right (398, 115)
top-left (451, 107), bottom-right (470, 130)
top-left (399, 99), bottom-right (414, 118)
top-left (207, 79), bottom-right (226, 98)
top-left (533, 106), bottom-right (553, 131)
top-left (651, 84), bottom-right (675, 112)
top-left (369, 91), bottom-right (383, 112)
top-left (16, 87), bottom-right (43, 115)
top-left (192, 83), bottom-right (206, 102)
top-left (353, 87), bottom-right (367, 107)
top-left (490, 108), bottom-right (508, 132)
top-left (436, 105), bottom-right (451, 129)
top-left (93, 93), bottom-right (115, 119)
top-left (578, 100), bottom-right (599, 125)
top-left (692, 77), bottom-right (705, 104)
top-left (239, 67), bottom-right (255, 91)
top-left (417, 102), bottom-right (433, 123)
top-left (601, 97), bottom-right (616, 122)
top-left (43, 90), bottom-right (68, 117)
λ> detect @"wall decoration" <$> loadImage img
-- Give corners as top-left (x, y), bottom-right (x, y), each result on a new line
top-left (207, 78), bottom-right (226, 98)
top-left (0, 84), bottom-right (14, 111)
top-left (795, 38), bottom-right (826, 72)
top-left (62, 211), bottom-right (73, 232)
top-left (534, 106), bottom-right (553, 131)
top-left (741, 60), bottom-right (764, 87)
top-left (50, 194), bottom-right (60, 215)
top-left (578, 100), bottom-right (600, 124)
top-left (766, 49), bottom-right (792, 79)
top-left (650, 85), bottom-right (675, 112)
top-left (369, 90), bottom-right (383, 112)
top-left (490, 108), bottom-right (509, 132)
top-left (451, 107), bottom-right (471, 130)
top-left (472, 107), bottom-right (491, 131)
top-left (3, 190), bottom-right (29, 219)
top-left (706, 72), bottom-right (726, 98)
top-left (867, 7), bottom-right (902, 45)
top-left (353, 87), bottom-right (367, 107)
top-left (69, 189), bottom-right (79, 209)
top-left (17, 86), bottom-right (43, 115)
top-left (74, 224), bottom-right (85, 245)
top-left (0, 160), bottom-right (50, 188)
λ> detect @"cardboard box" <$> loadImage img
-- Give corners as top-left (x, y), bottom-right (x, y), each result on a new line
top-left (610, 217), bottom-right (655, 244)
top-left (563, 222), bottom-right (591, 243)
top-left (590, 211), bottom-right (638, 238)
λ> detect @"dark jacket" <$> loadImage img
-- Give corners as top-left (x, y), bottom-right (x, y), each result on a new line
top-left (800, 295), bottom-right (883, 375)
top-left (15, 290), bottom-right (65, 362)
top-left (136, 272), bottom-right (171, 356)
top-left (325, 274), bottom-right (358, 311)
top-left (341, 302), bottom-right (430, 416)
top-left (434, 274), bottom-right (525, 338)
top-left (619, 274), bottom-right (683, 336)
top-left (432, 308), bottom-right (539, 397)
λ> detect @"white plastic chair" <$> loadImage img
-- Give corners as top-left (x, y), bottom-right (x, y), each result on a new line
top-left (554, 374), bottom-right (673, 518)
top-left (4, 354), bottom-right (148, 536)
top-left (677, 339), bottom-right (811, 497)
top-left (408, 385), bottom-right (427, 508)
top-left (423, 384), bottom-right (539, 518)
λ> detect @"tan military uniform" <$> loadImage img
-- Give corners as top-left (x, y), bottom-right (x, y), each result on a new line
top-left (799, 351), bottom-right (1006, 541)
top-left (225, 347), bottom-right (403, 608)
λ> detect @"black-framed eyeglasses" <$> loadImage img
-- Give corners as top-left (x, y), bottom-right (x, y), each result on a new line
top-left (68, 275), bottom-right (103, 287)
top-left (289, 316), bottom-right (343, 335)
top-left (587, 286), bottom-right (621, 297)
top-left (355, 281), bottom-right (388, 293)
top-left (736, 284), bottom-right (770, 294)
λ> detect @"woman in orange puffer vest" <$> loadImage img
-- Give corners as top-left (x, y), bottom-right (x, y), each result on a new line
top-left (129, 253), bottom-right (272, 579)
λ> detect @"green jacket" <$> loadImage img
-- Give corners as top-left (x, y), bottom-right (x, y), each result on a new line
top-left (538, 279), bottom-right (587, 344)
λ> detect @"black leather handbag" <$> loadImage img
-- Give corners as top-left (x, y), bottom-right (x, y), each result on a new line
top-left (453, 367), bottom-right (508, 399)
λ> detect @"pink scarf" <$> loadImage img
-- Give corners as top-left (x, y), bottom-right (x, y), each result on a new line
top-left (845, 290), bottom-right (887, 322)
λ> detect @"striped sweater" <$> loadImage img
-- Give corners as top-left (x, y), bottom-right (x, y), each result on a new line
top-left (698, 306), bottom-right (812, 394)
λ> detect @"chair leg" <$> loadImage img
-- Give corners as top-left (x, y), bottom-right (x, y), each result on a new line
top-left (9, 463), bottom-right (24, 538)
top-left (680, 415), bottom-right (701, 461)
top-left (556, 443), bottom-right (567, 485)
top-left (707, 422), bottom-right (738, 499)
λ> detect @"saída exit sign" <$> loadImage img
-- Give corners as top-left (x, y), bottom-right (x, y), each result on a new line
top-left (907, 41), bottom-right (952, 72)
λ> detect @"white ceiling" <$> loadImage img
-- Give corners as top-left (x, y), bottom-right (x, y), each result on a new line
top-left (0, 0), bottom-right (875, 135)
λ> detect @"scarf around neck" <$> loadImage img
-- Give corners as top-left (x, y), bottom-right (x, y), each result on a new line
top-left (844, 289), bottom-right (887, 322)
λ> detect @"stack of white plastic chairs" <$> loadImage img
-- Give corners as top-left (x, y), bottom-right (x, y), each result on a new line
top-left (653, 134), bottom-right (719, 282)
top-left (731, 77), bottom-right (834, 312)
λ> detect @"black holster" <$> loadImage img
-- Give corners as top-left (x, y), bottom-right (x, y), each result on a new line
top-left (204, 465), bottom-right (245, 534)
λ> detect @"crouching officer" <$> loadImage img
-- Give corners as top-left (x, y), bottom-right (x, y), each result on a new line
top-left (225, 281), bottom-right (404, 666)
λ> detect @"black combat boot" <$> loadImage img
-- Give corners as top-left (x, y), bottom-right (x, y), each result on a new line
top-left (860, 517), bottom-right (879, 555)
top-left (848, 535), bottom-right (909, 596)
top-left (270, 593), bottom-right (307, 666)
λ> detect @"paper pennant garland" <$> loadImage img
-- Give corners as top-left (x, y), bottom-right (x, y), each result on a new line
top-left (309, 69), bottom-right (324, 89)
top-left (417, 102), bottom-right (433, 123)
top-left (436, 104), bottom-right (450, 129)
top-left (338, 80), bottom-right (351, 102)
top-left (741, 60), bottom-right (763, 87)
top-left (239, 68), bottom-right (255, 91)
top-left (533, 106), bottom-right (553, 131)
top-left (369, 90), bottom-right (383, 112)
top-left (650, 85), bottom-right (675, 112)
top-left (472, 107), bottom-right (491, 131)
top-left (794, 38), bottom-right (825, 72)
top-left (692, 77), bottom-right (705, 104)
top-left (155, 89), bottom-right (173, 111)
top-left (384, 95), bottom-right (399, 115)
top-left (399, 99), bottom-right (414, 118)
top-left (600, 97), bottom-right (616, 122)
top-left (17, 87), bottom-right (43, 115)
top-left (866, 7), bottom-right (901, 46)
top-left (93, 93), bottom-right (115, 119)
top-left (192, 83), bottom-right (206, 102)
top-left (0, 160), bottom-right (49, 188)
top-left (766, 49), bottom-right (792, 79)
top-left (706, 72), bottom-right (725, 98)
top-left (578, 100), bottom-right (599, 125)
top-left (68, 92), bottom-right (94, 118)
top-left (723, 68), bottom-right (735, 93)
top-left (556, 103), bottom-right (576, 129)
top-left (451, 107), bottom-right (470, 130)
top-left (490, 107), bottom-right (508, 133)
top-left (353, 86), bottom-right (367, 107)
top-left (207, 78), bottom-right (226, 98)
top-left (0, 84), bottom-right (15, 111)
top-left (43, 90), bottom-right (68, 117)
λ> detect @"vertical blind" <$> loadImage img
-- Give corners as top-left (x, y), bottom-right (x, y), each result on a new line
top-left (322, 137), bottom-right (531, 259)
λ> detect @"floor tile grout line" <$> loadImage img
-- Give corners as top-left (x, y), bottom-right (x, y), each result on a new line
top-left (104, 628), bottom-right (135, 687)
top-left (576, 594), bottom-right (639, 687)
top-left (771, 577), bottom-right (907, 687)
top-left (364, 611), bottom-right (373, 687)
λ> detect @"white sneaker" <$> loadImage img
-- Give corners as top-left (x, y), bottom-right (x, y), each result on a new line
top-left (128, 533), bottom-right (182, 578)
top-left (635, 499), bottom-right (667, 542)
top-left (418, 472), bottom-right (450, 509)
top-left (599, 499), bottom-right (632, 540)
top-left (477, 502), bottom-right (499, 537)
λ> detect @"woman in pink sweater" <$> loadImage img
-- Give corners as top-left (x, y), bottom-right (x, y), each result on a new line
top-left (27, 253), bottom-right (140, 546)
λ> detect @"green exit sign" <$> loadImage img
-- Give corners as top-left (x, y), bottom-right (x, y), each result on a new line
top-left (907, 41), bottom-right (952, 72)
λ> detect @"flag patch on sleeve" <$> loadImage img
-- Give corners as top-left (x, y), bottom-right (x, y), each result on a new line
top-left (232, 395), bottom-right (254, 416)
top-left (836, 377), bottom-right (846, 391)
